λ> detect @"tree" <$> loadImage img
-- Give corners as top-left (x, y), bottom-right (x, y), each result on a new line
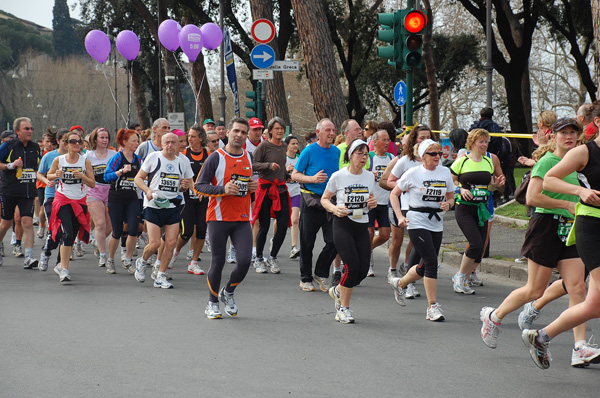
top-left (52, 0), bottom-right (84, 57)
top-left (422, 0), bottom-right (440, 129)
top-left (290, 0), bottom-right (348, 129)
top-left (593, 0), bottom-right (600, 96)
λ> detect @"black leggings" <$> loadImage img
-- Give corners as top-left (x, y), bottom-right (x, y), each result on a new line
top-left (408, 228), bottom-right (443, 279)
top-left (575, 215), bottom-right (600, 272)
top-left (108, 200), bottom-right (141, 239)
top-left (180, 199), bottom-right (208, 240)
top-left (455, 204), bottom-right (488, 263)
top-left (58, 205), bottom-right (86, 247)
top-left (333, 216), bottom-right (371, 288)
top-left (207, 221), bottom-right (253, 303)
top-left (256, 191), bottom-right (290, 259)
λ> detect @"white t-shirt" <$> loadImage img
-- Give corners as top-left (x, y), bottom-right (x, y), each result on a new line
top-left (369, 152), bottom-right (393, 205)
top-left (286, 154), bottom-right (301, 197)
top-left (245, 137), bottom-right (264, 181)
top-left (141, 151), bottom-right (194, 209)
top-left (85, 149), bottom-right (117, 185)
top-left (325, 167), bottom-right (375, 224)
top-left (56, 154), bottom-right (87, 200)
top-left (391, 155), bottom-right (422, 210)
top-left (398, 165), bottom-right (455, 232)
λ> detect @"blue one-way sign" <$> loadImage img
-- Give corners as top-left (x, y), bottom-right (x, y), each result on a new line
top-left (250, 44), bottom-right (276, 69)
top-left (394, 81), bottom-right (407, 106)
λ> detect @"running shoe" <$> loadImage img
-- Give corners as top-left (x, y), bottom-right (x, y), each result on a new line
top-left (426, 303), bottom-right (445, 322)
top-left (13, 244), bottom-right (24, 258)
top-left (226, 245), bottom-right (237, 264)
top-left (38, 252), bottom-right (49, 272)
top-left (405, 283), bottom-right (419, 299)
top-left (571, 343), bottom-right (600, 367)
top-left (205, 301), bottom-right (222, 319)
top-left (390, 277), bottom-right (406, 306)
top-left (187, 261), bottom-right (205, 275)
top-left (267, 257), bottom-right (280, 274)
top-left (387, 268), bottom-right (397, 285)
top-left (106, 259), bottom-right (116, 274)
top-left (335, 307), bottom-right (355, 324)
top-left (517, 301), bottom-right (541, 331)
top-left (36, 227), bottom-right (45, 239)
top-left (452, 272), bottom-right (474, 295)
top-left (153, 273), bottom-right (173, 289)
top-left (204, 237), bottom-right (211, 253)
top-left (123, 258), bottom-right (135, 274)
top-left (218, 287), bottom-right (238, 316)
top-left (251, 251), bottom-right (256, 265)
top-left (328, 285), bottom-right (341, 311)
top-left (332, 271), bottom-right (342, 286)
top-left (515, 256), bottom-right (527, 263)
top-left (23, 257), bottom-right (38, 270)
top-left (120, 248), bottom-right (127, 263)
top-left (313, 274), bottom-right (331, 292)
top-left (74, 241), bottom-right (84, 257)
top-left (134, 258), bottom-right (147, 283)
top-left (399, 262), bottom-right (409, 276)
top-left (53, 265), bottom-right (62, 276)
top-left (92, 239), bottom-right (100, 259)
top-left (138, 232), bottom-right (149, 247)
top-left (522, 329), bottom-right (551, 369)
top-left (133, 247), bottom-right (139, 257)
top-left (168, 252), bottom-right (178, 269)
top-left (0, 241), bottom-right (4, 257)
top-left (469, 271), bottom-right (484, 286)
top-left (33, 217), bottom-right (39, 226)
top-left (480, 306), bottom-right (500, 348)
top-left (255, 258), bottom-right (268, 274)
top-left (98, 255), bottom-right (107, 268)
top-left (290, 246), bottom-right (300, 259)
top-left (59, 268), bottom-right (71, 282)
top-left (367, 265), bottom-right (375, 277)
top-left (299, 281), bottom-right (315, 292)
top-left (10, 232), bottom-right (16, 246)
top-left (186, 250), bottom-right (193, 261)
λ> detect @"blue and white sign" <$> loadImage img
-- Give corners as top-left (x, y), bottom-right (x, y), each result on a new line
top-left (250, 44), bottom-right (275, 69)
top-left (224, 29), bottom-right (240, 117)
top-left (394, 81), bottom-right (407, 107)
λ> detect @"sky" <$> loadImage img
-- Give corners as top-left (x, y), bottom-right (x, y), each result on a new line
top-left (0, 0), bottom-right (82, 29)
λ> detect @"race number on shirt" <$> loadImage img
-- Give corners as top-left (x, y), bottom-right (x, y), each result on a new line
top-left (374, 165), bottom-right (386, 182)
top-left (19, 168), bottom-right (36, 184)
top-left (231, 173), bottom-right (251, 197)
top-left (421, 180), bottom-right (447, 202)
top-left (62, 167), bottom-right (83, 184)
top-left (344, 184), bottom-right (369, 210)
top-left (158, 172), bottom-right (180, 192)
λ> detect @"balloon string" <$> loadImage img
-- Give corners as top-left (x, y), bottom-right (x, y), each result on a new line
top-left (102, 69), bottom-right (128, 127)
top-left (127, 61), bottom-right (133, 127)
top-left (173, 53), bottom-right (203, 124)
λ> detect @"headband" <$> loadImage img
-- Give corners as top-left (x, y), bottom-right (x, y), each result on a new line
top-left (418, 139), bottom-right (436, 159)
top-left (348, 139), bottom-right (367, 156)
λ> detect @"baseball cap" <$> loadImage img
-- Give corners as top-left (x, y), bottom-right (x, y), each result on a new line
top-left (0, 130), bottom-right (16, 140)
top-left (249, 117), bottom-right (264, 129)
top-left (215, 121), bottom-right (225, 127)
top-left (552, 117), bottom-right (581, 133)
top-left (203, 119), bottom-right (215, 126)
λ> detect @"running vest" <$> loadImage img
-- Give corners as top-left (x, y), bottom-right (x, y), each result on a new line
top-left (368, 151), bottom-right (393, 205)
top-left (108, 152), bottom-right (141, 202)
top-left (206, 148), bottom-right (253, 222)
top-left (451, 155), bottom-right (494, 203)
top-left (56, 154), bottom-right (87, 200)
top-left (86, 149), bottom-right (116, 185)
top-left (182, 146), bottom-right (209, 201)
top-left (578, 140), bottom-right (600, 209)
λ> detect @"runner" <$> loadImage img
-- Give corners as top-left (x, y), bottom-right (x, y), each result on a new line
top-left (195, 117), bottom-right (257, 318)
top-left (284, 135), bottom-right (301, 259)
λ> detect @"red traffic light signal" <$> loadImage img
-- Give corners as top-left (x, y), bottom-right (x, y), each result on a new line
top-left (404, 10), bottom-right (426, 34)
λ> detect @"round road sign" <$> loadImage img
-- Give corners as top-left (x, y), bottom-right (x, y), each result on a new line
top-left (251, 19), bottom-right (275, 44)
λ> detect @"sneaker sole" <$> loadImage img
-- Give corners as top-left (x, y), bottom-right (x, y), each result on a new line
top-left (106, 269), bottom-right (116, 274)
top-left (426, 315), bottom-right (445, 321)
top-left (24, 260), bottom-right (39, 270)
top-left (206, 313), bottom-right (222, 319)
top-left (153, 283), bottom-right (173, 289)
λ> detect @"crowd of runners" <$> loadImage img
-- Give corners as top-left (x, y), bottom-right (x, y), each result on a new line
top-left (2, 102), bottom-right (600, 370)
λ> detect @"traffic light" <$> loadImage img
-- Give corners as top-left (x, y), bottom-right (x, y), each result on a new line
top-left (245, 90), bottom-right (257, 118)
top-left (377, 11), bottom-right (402, 68)
top-left (400, 9), bottom-right (427, 70)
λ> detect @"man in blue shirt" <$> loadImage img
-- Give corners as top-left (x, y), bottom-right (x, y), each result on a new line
top-left (292, 118), bottom-right (340, 292)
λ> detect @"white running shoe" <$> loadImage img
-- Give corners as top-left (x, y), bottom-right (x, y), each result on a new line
top-left (186, 250), bottom-right (193, 261)
top-left (59, 268), bottom-right (71, 282)
top-left (98, 255), bottom-right (107, 268)
top-left (335, 307), bottom-right (355, 324)
top-left (518, 301), bottom-right (540, 331)
top-left (299, 281), bottom-right (315, 292)
top-left (390, 277), bottom-right (406, 306)
top-left (23, 256), bottom-right (38, 270)
top-left (92, 240), bottom-right (100, 259)
top-left (255, 258), bottom-right (268, 274)
top-left (123, 258), bottom-right (135, 274)
top-left (204, 238), bottom-right (211, 253)
top-left (53, 265), bottom-right (62, 276)
top-left (74, 241), bottom-right (84, 257)
top-left (106, 259), bottom-right (116, 274)
top-left (522, 329), bottom-right (551, 369)
top-left (452, 272), bottom-right (475, 294)
top-left (313, 274), bottom-right (331, 292)
top-left (153, 273), bottom-right (173, 289)
top-left (480, 306), bottom-right (500, 349)
top-left (226, 245), bottom-right (237, 263)
top-left (187, 261), bottom-right (205, 275)
top-left (571, 342), bottom-right (600, 367)
top-left (289, 246), bottom-right (300, 259)
top-left (36, 227), bottom-right (45, 239)
top-left (38, 252), bottom-right (49, 272)
top-left (205, 301), bottom-right (222, 319)
top-left (134, 258), bottom-right (147, 283)
top-left (469, 271), bottom-right (484, 286)
top-left (405, 283), bottom-right (419, 299)
top-left (367, 265), bottom-right (375, 277)
top-left (328, 285), bottom-right (341, 311)
top-left (218, 288), bottom-right (238, 316)
top-left (267, 257), bottom-right (280, 274)
top-left (426, 303), bottom-right (445, 321)
top-left (168, 252), bottom-right (178, 269)
top-left (13, 244), bottom-right (24, 258)
top-left (399, 262), bottom-right (409, 276)
top-left (387, 268), bottom-right (398, 285)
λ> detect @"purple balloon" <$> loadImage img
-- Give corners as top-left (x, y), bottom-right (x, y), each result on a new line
top-left (85, 30), bottom-right (111, 64)
top-left (200, 23), bottom-right (223, 50)
top-left (158, 19), bottom-right (182, 52)
top-left (178, 24), bottom-right (203, 62)
top-left (116, 30), bottom-right (140, 61)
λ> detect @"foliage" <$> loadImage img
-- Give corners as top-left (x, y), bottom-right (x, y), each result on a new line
top-left (0, 16), bottom-right (54, 71)
top-left (52, 0), bottom-right (84, 57)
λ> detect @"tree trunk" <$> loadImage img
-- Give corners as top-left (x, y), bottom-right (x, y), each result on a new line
top-left (290, 0), bottom-right (348, 129)
top-left (249, 0), bottom-right (290, 124)
top-left (521, 64), bottom-right (532, 133)
top-left (131, 64), bottom-right (151, 129)
top-left (592, 0), bottom-right (600, 98)
top-left (191, 51), bottom-right (213, 126)
top-left (422, 0), bottom-right (439, 130)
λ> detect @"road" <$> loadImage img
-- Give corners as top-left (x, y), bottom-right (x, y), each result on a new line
top-left (0, 222), bottom-right (597, 398)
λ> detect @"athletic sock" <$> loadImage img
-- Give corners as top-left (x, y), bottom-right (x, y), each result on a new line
top-left (490, 310), bottom-right (502, 324)
top-left (537, 328), bottom-right (552, 344)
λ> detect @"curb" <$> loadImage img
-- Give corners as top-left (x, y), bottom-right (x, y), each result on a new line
top-left (439, 250), bottom-right (528, 282)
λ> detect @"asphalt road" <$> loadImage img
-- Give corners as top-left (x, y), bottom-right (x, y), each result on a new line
top-left (1, 222), bottom-right (597, 398)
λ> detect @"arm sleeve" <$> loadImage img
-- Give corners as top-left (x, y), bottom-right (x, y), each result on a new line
top-left (397, 168), bottom-right (412, 192)
top-left (104, 153), bottom-right (122, 182)
top-left (294, 147), bottom-right (310, 174)
top-left (194, 153), bottom-right (226, 197)
top-left (252, 144), bottom-right (271, 172)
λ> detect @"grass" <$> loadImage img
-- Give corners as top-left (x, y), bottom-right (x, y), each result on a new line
top-left (514, 166), bottom-right (528, 185)
top-left (495, 200), bottom-right (529, 220)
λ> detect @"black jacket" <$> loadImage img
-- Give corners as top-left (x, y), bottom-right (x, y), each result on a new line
top-left (0, 138), bottom-right (40, 198)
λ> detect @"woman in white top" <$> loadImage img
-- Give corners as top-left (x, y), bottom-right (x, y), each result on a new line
top-left (389, 139), bottom-right (455, 321)
top-left (85, 128), bottom-right (116, 267)
top-left (321, 139), bottom-right (377, 324)
top-left (46, 132), bottom-right (95, 282)
top-left (284, 135), bottom-right (301, 258)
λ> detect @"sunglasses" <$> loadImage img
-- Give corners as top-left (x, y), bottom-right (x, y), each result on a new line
top-left (209, 139), bottom-right (219, 143)
top-left (68, 139), bottom-right (83, 145)
top-left (22, 127), bottom-right (34, 131)
top-left (425, 151), bottom-right (443, 157)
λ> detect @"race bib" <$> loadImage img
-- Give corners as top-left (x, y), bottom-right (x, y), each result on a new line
top-left (118, 177), bottom-right (136, 190)
top-left (374, 165), bottom-right (386, 182)
top-left (158, 172), bottom-right (180, 192)
top-left (19, 168), bottom-right (36, 184)
top-left (344, 184), bottom-right (369, 213)
top-left (557, 216), bottom-right (574, 243)
top-left (231, 173), bottom-right (251, 197)
top-left (188, 188), bottom-right (200, 200)
top-left (470, 185), bottom-right (489, 202)
top-left (62, 167), bottom-right (82, 184)
top-left (422, 180), bottom-right (447, 202)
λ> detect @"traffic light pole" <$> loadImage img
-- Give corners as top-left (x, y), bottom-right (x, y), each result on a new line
top-left (406, 0), bottom-right (415, 127)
